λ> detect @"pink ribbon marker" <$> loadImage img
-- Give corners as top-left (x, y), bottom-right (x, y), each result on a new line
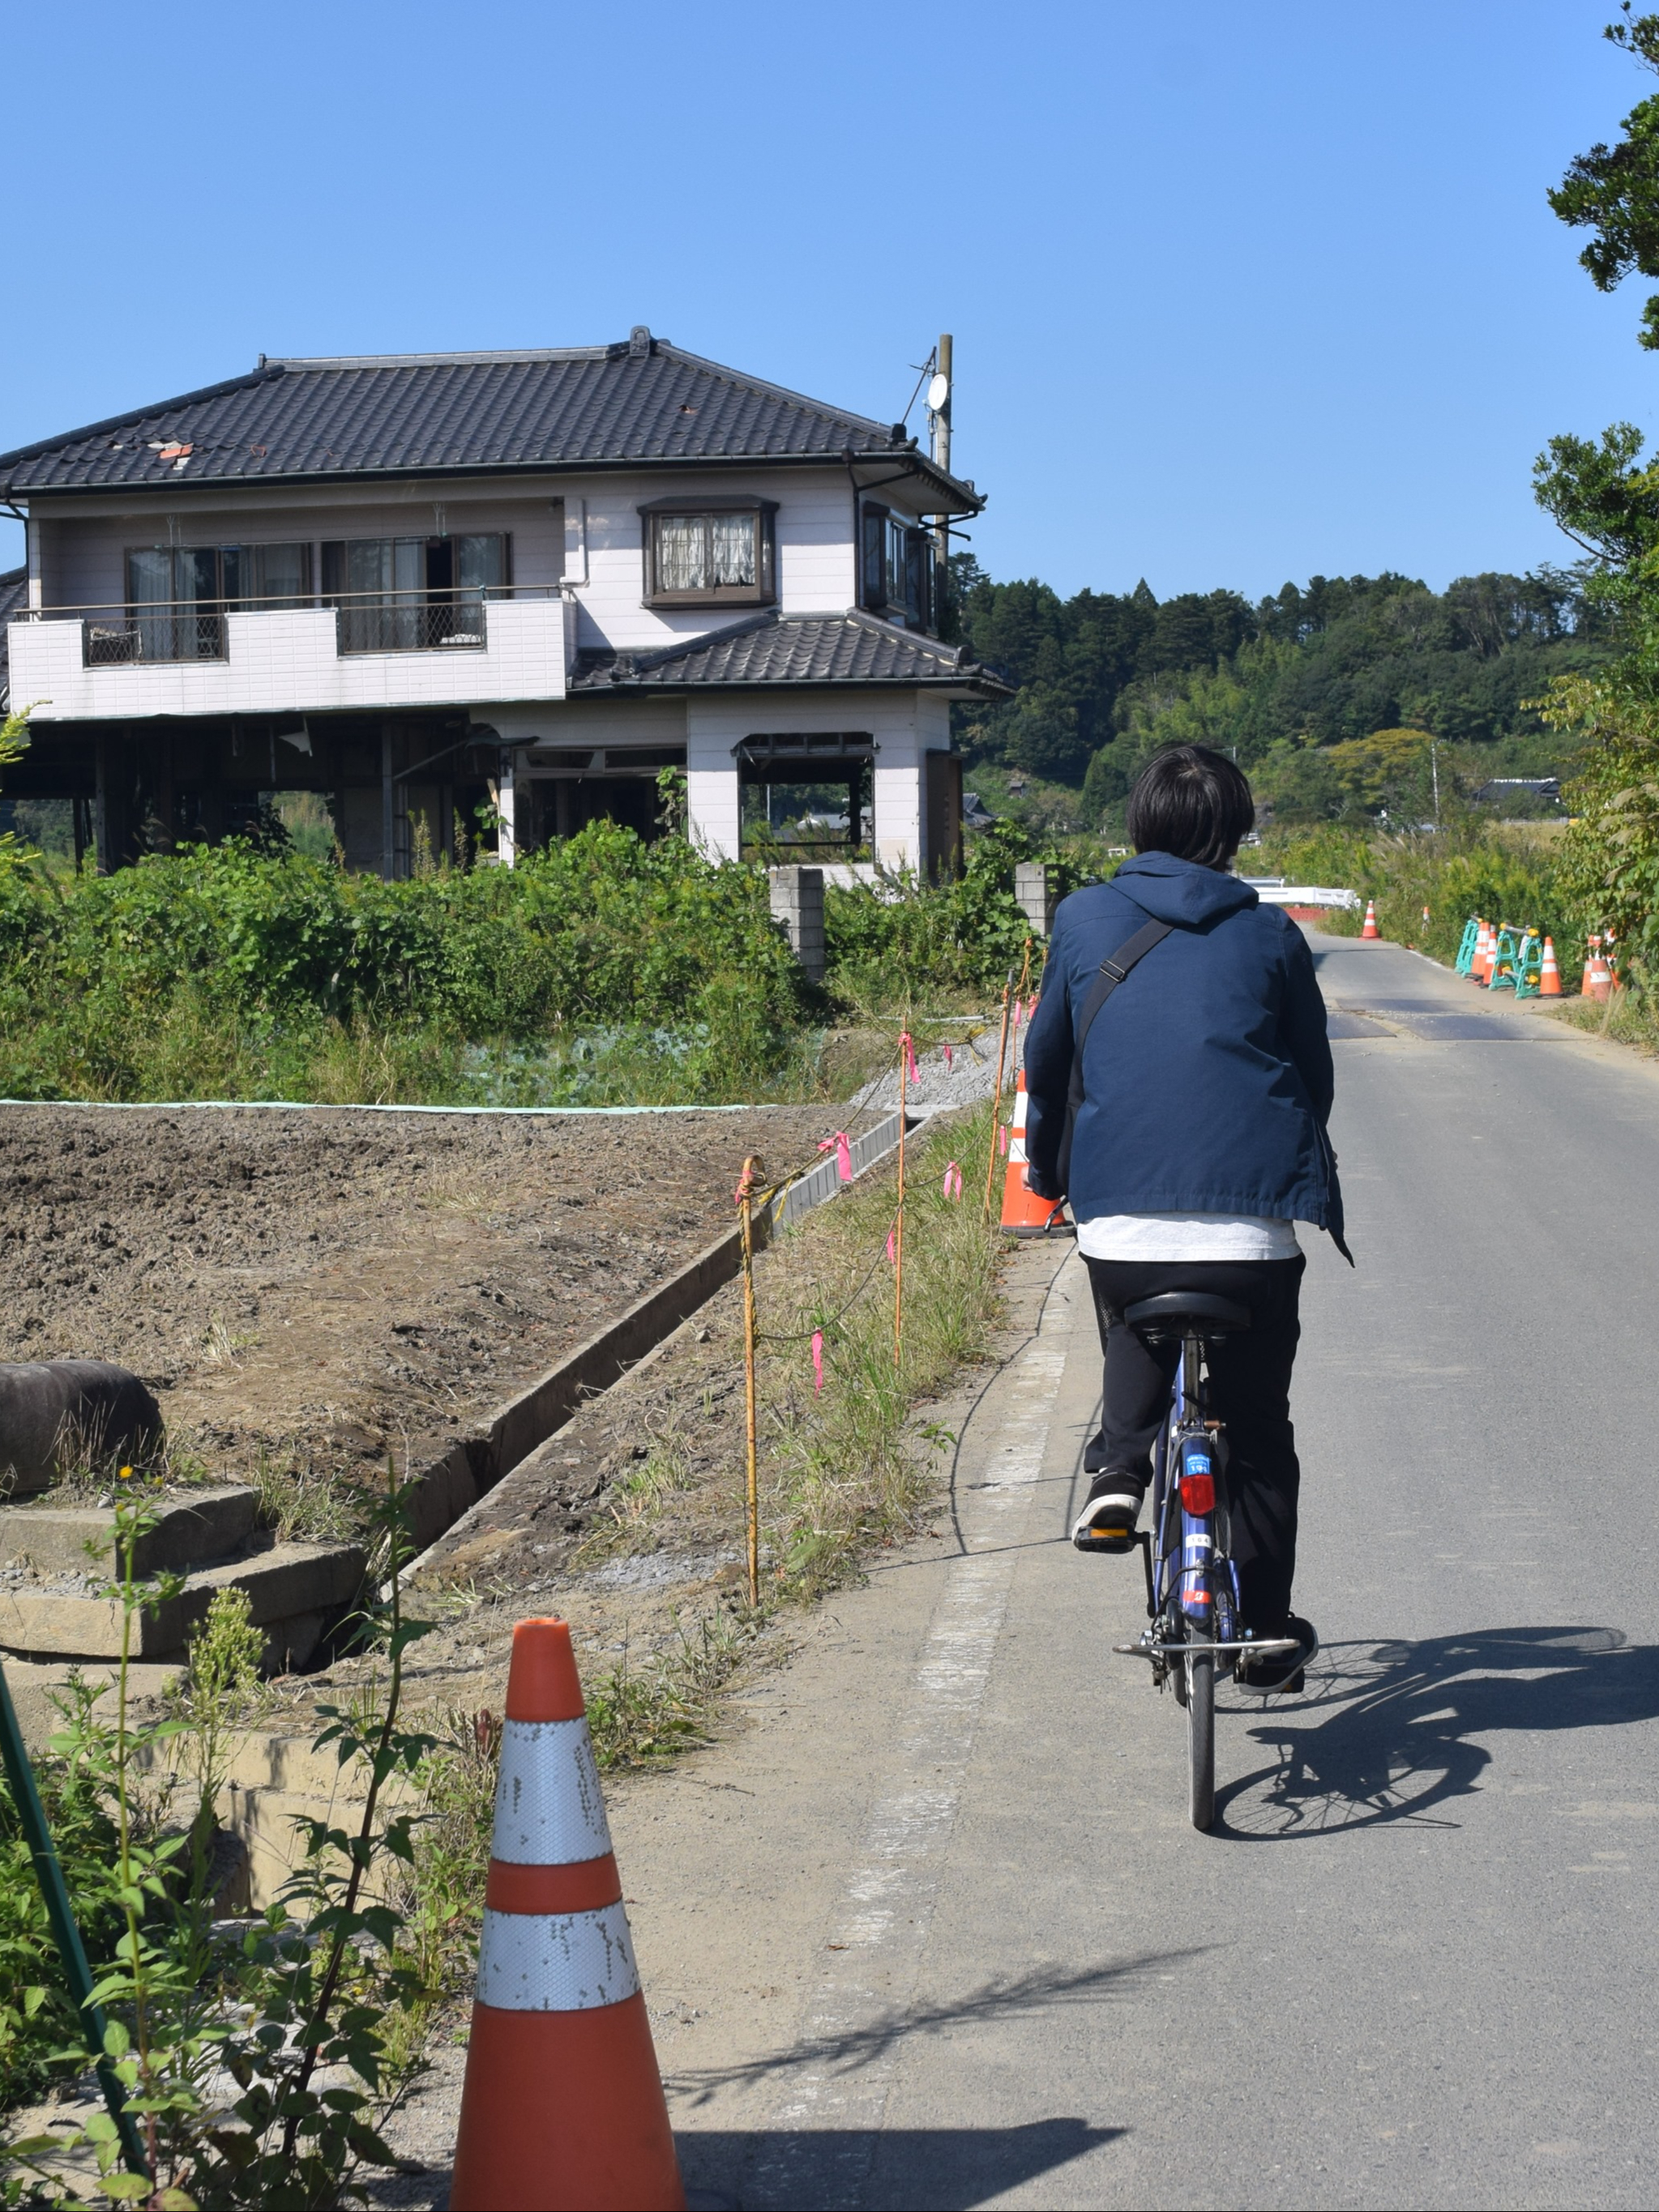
top-left (943, 1043), bottom-right (954, 1072)
top-left (1011, 997), bottom-right (1023, 1029)
top-left (818, 1131), bottom-right (853, 1182)
top-left (943, 1161), bottom-right (962, 1200)
top-left (811, 1330), bottom-right (824, 1393)
top-left (886, 1227), bottom-right (897, 1265)
top-left (900, 1031), bottom-right (919, 1084)
top-left (998, 1125), bottom-right (1009, 1157)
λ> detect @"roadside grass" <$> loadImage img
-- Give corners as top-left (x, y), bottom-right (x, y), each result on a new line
top-left (758, 1101), bottom-right (1003, 1599)
top-left (585, 1607), bottom-right (761, 1770)
top-left (1542, 984), bottom-right (1659, 1053)
top-left (558, 1103), bottom-right (1004, 1777)
top-left (247, 1445), bottom-right (368, 1545)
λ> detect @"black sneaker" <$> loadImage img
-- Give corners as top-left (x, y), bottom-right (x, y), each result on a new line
top-left (1071, 1472), bottom-right (1145, 1554)
top-left (1235, 1616), bottom-right (1319, 1695)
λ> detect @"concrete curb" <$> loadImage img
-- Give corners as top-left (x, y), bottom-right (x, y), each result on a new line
top-left (396, 1108), bottom-right (905, 1578)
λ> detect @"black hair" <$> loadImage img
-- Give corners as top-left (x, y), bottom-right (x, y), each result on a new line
top-left (1125, 744), bottom-right (1256, 870)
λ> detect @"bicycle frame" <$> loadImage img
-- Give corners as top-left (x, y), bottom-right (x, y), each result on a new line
top-left (1142, 1329), bottom-right (1242, 1681)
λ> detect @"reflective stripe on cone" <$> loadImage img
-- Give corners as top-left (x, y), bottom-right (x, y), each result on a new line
top-left (477, 1899), bottom-right (640, 2012)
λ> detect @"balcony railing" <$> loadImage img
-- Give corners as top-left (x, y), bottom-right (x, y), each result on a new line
top-left (8, 587), bottom-right (561, 668)
top-left (335, 591), bottom-right (488, 657)
top-left (84, 609), bottom-right (227, 666)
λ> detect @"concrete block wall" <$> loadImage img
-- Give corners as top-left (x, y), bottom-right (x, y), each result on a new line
top-left (1015, 862), bottom-right (1057, 937)
top-left (768, 865), bottom-right (825, 981)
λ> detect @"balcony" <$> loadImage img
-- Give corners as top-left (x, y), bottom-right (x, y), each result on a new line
top-left (8, 588), bottom-right (572, 722)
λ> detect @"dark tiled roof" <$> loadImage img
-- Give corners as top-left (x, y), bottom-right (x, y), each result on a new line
top-left (573, 611), bottom-right (1012, 694)
top-left (0, 566), bottom-right (27, 710)
top-left (0, 337), bottom-right (981, 510)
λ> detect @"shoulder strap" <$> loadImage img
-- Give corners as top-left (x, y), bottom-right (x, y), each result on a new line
top-left (1066, 919), bottom-right (1174, 1113)
top-left (1047, 917), bottom-right (1174, 1202)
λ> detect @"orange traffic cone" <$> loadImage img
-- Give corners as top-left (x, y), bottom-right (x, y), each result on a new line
top-left (1586, 941), bottom-right (1614, 1003)
top-left (1479, 924), bottom-right (1500, 987)
top-left (1361, 899), bottom-right (1379, 939)
top-left (1539, 936), bottom-right (1562, 997)
top-left (1581, 934), bottom-right (1601, 997)
top-left (1469, 919), bottom-right (1488, 982)
top-left (450, 1620), bottom-right (684, 2212)
top-left (1000, 1069), bottom-right (1069, 1237)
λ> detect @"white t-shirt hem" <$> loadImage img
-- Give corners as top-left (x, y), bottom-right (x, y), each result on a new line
top-left (1075, 1211), bottom-right (1302, 1262)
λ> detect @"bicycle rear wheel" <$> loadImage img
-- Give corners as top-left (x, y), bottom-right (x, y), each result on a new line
top-left (1186, 1635), bottom-right (1216, 1830)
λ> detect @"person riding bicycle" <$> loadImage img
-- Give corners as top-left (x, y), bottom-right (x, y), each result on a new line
top-left (1023, 743), bottom-right (1349, 1694)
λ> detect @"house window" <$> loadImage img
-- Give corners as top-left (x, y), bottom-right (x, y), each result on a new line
top-left (642, 502), bottom-right (776, 607)
top-left (104, 541), bottom-right (314, 664)
top-left (859, 505), bottom-right (931, 628)
top-left (321, 534), bottom-right (509, 652)
top-left (126, 541), bottom-right (313, 610)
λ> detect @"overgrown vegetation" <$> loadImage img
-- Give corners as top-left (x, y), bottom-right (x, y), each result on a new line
top-left (0, 790), bottom-right (1067, 1104)
top-left (1255, 820), bottom-right (1572, 971)
top-left (1499, 4), bottom-right (1659, 998)
top-left (2, 1475), bottom-right (448, 2206)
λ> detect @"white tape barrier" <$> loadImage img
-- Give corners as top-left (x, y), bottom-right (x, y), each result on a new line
top-left (1239, 880), bottom-right (1361, 911)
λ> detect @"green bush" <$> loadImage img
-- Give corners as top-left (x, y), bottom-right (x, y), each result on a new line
top-left (824, 820), bottom-right (1087, 1010)
top-left (0, 821), bottom-right (815, 1102)
top-left (0, 805), bottom-right (1068, 1102)
top-left (0, 1687), bottom-right (126, 2106)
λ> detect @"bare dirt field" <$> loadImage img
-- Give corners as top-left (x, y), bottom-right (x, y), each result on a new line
top-left (0, 1104), bottom-right (870, 1488)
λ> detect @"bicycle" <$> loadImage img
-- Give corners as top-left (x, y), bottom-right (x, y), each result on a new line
top-left (1109, 1291), bottom-right (1298, 1831)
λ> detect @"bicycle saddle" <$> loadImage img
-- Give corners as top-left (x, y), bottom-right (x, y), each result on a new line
top-left (1121, 1292), bottom-right (1251, 1339)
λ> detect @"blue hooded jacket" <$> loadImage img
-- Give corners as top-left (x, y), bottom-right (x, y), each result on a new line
top-left (1022, 852), bottom-right (1349, 1253)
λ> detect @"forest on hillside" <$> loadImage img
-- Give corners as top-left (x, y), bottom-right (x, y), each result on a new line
top-left (946, 558), bottom-right (1612, 833)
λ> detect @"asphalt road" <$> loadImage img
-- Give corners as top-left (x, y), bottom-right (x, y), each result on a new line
top-left (604, 933), bottom-right (1659, 2210)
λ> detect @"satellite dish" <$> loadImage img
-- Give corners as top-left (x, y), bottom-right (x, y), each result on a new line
top-left (927, 371), bottom-right (950, 414)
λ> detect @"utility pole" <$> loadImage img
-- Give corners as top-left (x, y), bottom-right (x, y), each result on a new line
top-left (930, 334), bottom-right (952, 630)
top-left (1431, 739), bottom-right (1441, 829)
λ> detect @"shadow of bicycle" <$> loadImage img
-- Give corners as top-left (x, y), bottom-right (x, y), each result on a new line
top-left (1214, 1626), bottom-right (1659, 1838)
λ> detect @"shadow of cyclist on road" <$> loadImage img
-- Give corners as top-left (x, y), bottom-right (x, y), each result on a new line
top-left (1214, 1626), bottom-right (1659, 1837)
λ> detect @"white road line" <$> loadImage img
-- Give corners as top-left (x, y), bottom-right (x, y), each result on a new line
top-left (749, 1315), bottom-right (1075, 2202)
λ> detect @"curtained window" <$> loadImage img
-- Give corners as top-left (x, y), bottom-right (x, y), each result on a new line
top-left (643, 504), bottom-right (775, 606)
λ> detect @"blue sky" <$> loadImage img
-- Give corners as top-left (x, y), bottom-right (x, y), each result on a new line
top-left (3, 0), bottom-right (1650, 600)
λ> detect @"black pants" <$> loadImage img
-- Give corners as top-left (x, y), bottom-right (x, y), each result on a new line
top-left (1082, 1253), bottom-right (1306, 1632)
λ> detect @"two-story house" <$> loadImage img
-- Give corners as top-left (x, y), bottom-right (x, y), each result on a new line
top-left (0, 329), bottom-right (1007, 876)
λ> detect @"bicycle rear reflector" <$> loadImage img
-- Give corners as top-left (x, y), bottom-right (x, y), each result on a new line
top-left (1181, 1471), bottom-right (1216, 1514)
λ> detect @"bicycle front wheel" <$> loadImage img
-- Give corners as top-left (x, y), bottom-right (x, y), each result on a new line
top-left (1186, 1638), bottom-right (1216, 1831)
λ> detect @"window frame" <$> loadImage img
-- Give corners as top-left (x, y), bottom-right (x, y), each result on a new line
top-left (319, 533), bottom-right (511, 603)
top-left (859, 502), bottom-right (932, 629)
top-left (639, 496), bottom-right (777, 609)
top-left (123, 540), bottom-right (315, 609)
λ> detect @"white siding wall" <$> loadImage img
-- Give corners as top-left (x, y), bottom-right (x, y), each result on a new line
top-left (11, 598), bottom-right (567, 721)
top-left (562, 472), bottom-right (857, 655)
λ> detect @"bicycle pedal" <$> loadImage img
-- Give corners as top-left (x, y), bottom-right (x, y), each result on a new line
top-left (1074, 1524), bottom-right (1138, 1555)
